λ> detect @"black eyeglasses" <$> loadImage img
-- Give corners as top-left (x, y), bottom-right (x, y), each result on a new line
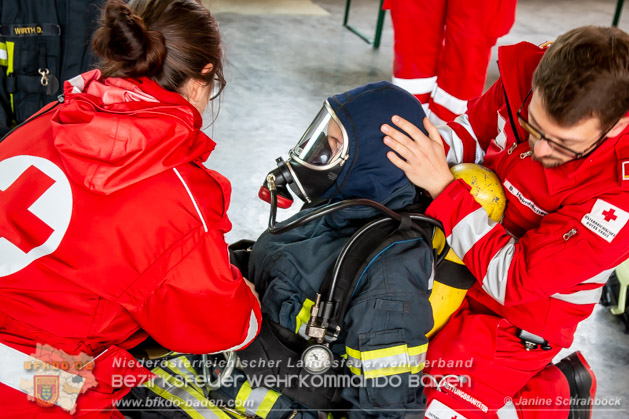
top-left (516, 89), bottom-right (617, 159)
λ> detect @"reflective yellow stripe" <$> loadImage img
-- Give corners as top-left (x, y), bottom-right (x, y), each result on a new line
top-left (345, 343), bottom-right (428, 378)
top-left (360, 345), bottom-right (407, 361)
top-left (235, 380), bottom-right (281, 418)
top-left (256, 389), bottom-right (281, 418)
top-left (148, 367), bottom-right (231, 419)
top-left (6, 41), bottom-right (14, 114)
top-left (181, 356), bottom-right (200, 378)
top-left (408, 344), bottom-right (428, 356)
top-left (5, 42), bottom-right (13, 74)
top-left (167, 358), bottom-right (204, 396)
top-left (347, 364), bottom-right (362, 376)
top-left (295, 298), bottom-right (315, 334)
top-left (235, 381), bottom-right (252, 413)
top-left (345, 346), bottom-right (361, 359)
top-left (145, 369), bottom-right (205, 419)
top-left (345, 346), bottom-right (362, 375)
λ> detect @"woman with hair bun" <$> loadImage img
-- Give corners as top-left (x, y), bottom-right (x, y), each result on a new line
top-left (0, 0), bottom-right (260, 416)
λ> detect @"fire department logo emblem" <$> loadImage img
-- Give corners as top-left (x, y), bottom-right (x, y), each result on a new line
top-left (0, 155), bottom-right (73, 277)
top-left (34, 375), bottom-right (60, 408)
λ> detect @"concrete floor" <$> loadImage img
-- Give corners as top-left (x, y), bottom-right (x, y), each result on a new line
top-left (202, 1), bottom-right (629, 417)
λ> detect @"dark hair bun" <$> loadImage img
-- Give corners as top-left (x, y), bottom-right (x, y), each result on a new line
top-left (92, 0), bottom-right (166, 78)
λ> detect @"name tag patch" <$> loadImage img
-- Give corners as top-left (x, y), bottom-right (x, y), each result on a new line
top-left (504, 180), bottom-right (548, 217)
top-left (581, 199), bottom-right (629, 243)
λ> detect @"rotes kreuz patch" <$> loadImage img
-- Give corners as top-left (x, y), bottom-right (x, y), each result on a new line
top-left (581, 199), bottom-right (629, 243)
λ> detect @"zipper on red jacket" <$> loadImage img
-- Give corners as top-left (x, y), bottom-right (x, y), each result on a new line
top-left (562, 228), bottom-right (578, 241)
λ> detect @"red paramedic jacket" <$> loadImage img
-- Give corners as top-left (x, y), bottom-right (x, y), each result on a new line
top-left (0, 70), bottom-right (261, 416)
top-left (427, 42), bottom-right (629, 348)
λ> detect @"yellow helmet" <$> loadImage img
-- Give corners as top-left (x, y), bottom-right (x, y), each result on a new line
top-left (433, 164), bottom-right (506, 264)
top-left (428, 164), bottom-right (506, 338)
top-left (450, 163), bottom-right (506, 223)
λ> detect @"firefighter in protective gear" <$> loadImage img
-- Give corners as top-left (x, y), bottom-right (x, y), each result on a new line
top-left (429, 163), bottom-right (506, 337)
top-left (121, 81), bottom-right (442, 419)
top-left (244, 81), bottom-right (436, 417)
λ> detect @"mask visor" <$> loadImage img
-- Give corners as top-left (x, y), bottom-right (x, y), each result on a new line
top-left (290, 102), bottom-right (348, 170)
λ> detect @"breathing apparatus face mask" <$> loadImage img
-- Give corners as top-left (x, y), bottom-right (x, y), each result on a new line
top-left (259, 101), bottom-right (349, 208)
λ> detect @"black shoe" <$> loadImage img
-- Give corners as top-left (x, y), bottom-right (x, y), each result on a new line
top-left (555, 351), bottom-right (597, 419)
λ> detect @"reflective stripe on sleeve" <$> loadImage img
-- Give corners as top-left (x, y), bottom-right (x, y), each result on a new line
top-left (146, 367), bottom-right (231, 419)
top-left (235, 380), bottom-right (281, 418)
top-left (437, 124), bottom-right (465, 163)
top-left (581, 268), bottom-right (614, 285)
top-left (437, 113), bottom-right (484, 165)
top-left (552, 287), bottom-right (604, 305)
top-left (551, 268), bottom-right (613, 305)
top-left (219, 310), bottom-right (259, 352)
top-left (432, 86), bottom-right (468, 115)
top-left (449, 207), bottom-right (498, 261)
top-left (345, 343), bottom-right (427, 378)
top-left (496, 400), bottom-right (519, 419)
top-left (481, 238), bottom-right (517, 305)
top-left (392, 76), bottom-right (437, 95)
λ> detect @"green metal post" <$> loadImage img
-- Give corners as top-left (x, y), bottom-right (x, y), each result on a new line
top-left (343, 0), bottom-right (387, 49)
top-left (343, 0), bottom-right (351, 26)
top-left (613, 0), bottom-right (625, 27)
top-left (373, 0), bottom-right (386, 49)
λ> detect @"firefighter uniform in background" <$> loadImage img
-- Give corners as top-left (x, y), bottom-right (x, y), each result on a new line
top-left (0, 0), bottom-right (104, 136)
top-left (0, 70), bottom-right (261, 417)
top-left (383, 0), bottom-right (517, 125)
top-left (421, 41), bottom-right (629, 418)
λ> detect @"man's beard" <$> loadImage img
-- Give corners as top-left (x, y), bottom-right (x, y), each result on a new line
top-left (531, 154), bottom-right (564, 168)
top-left (529, 139), bottom-right (565, 168)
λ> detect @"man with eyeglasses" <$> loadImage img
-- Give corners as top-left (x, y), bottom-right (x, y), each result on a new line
top-left (381, 26), bottom-right (629, 418)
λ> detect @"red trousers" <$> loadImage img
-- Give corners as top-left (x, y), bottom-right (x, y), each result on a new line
top-left (384, 0), bottom-right (517, 124)
top-left (423, 298), bottom-right (572, 418)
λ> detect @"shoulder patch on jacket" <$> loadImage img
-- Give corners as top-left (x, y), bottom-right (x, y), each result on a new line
top-left (581, 199), bottom-right (629, 243)
top-left (621, 161), bottom-right (629, 188)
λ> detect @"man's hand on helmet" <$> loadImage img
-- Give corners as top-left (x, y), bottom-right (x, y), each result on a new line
top-left (382, 116), bottom-right (454, 198)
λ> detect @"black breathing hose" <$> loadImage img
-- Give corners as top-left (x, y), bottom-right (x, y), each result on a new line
top-left (266, 174), bottom-right (450, 266)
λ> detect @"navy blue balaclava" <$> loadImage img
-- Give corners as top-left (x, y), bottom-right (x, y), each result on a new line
top-left (321, 81), bottom-right (428, 203)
